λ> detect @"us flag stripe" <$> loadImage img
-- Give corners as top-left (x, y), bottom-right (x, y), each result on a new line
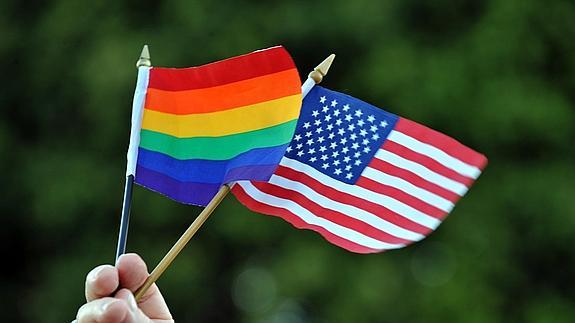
top-left (360, 167), bottom-right (454, 213)
top-left (273, 165), bottom-right (434, 235)
top-left (367, 158), bottom-right (462, 203)
top-left (279, 158), bottom-right (442, 229)
top-left (375, 148), bottom-right (469, 196)
top-left (238, 181), bottom-right (406, 250)
top-left (233, 184), bottom-right (381, 253)
top-left (382, 140), bottom-right (475, 186)
top-left (251, 182), bottom-right (413, 245)
top-left (394, 118), bottom-right (487, 169)
top-left (269, 169), bottom-right (428, 240)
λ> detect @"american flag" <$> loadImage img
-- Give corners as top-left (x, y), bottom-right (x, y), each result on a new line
top-left (232, 86), bottom-right (487, 253)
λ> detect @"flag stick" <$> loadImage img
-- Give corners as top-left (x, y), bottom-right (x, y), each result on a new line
top-left (133, 53), bottom-right (336, 301)
top-left (115, 45), bottom-right (152, 261)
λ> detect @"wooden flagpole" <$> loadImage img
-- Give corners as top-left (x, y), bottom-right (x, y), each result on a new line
top-left (115, 45), bottom-right (152, 261)
top-left (134, 53), bottom-right (336, 301)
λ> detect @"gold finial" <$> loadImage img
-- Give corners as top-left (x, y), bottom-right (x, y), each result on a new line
top-left (309, 53), bottom-right (335, 84)
top-left (136, 45), bottom-right (151, 68)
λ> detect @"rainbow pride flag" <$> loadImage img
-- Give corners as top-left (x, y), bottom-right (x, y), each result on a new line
top-left (134, 46), bottom-right (302, 206)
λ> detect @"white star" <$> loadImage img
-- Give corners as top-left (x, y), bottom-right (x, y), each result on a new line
top-left (308, 148), bottom-right (316, 154)
top-left (322, 163), bottom-right (330, 169)
top-left (359, 129), bottom-right (368, 137)
top-left (309, 156), bottom-right (317, 162)
top-left (305, 131), bottom-right (313, 138)
top-left (334, 168), bottom-right (342, 175)
top-left (338, 128), bottom-right (346, 136)
top-left (312, 110), bottom-right (319, 117)
top-left (348, 124), bottom-right (356, 131)
top-left (341, 147), bottom-right (350, 154)
top-left (330, 142), bottom-right (338, 149)
top-left (340, 138), bottom-right (348, 145)
top-left (345, 114), bottom-right (353, 122)
top-left (355, 110), bottom-right (363, 117)
top-left (286, 146), bottom-right (292, 153)
top-left (354, 151), bottom-right (361, 158)
top-left (328, 133), bottom-right (335, 140)
top-left (320, 154), bottom-right (329, 161)
top-left (370, 125), bottom-right (378, 132)
top-left (363, 147), bottom-right (371, 153)
top-left (326, 124), bottom-right (334, 131)
top-left (332, 151), bottom-right (340, 158)
top-left (351, 143), bottom-right (360, 150)
top-left (322, 105), bottom-right (329, 113)
top-left (345, 165), bottom-right (352, 171)
top-left (324, 115), bottom-right (332, 122)
top-left (296, 143), bottom-right (303, 150)
top-left (362, 138), bottom-right (370, 145)
top-left (342, 104), bottom-right (351, 111)
top-left (354, 159), bottom-right (362, 166)
top-left (343, 156), bottom-right (351, 163)
top-left (335, 119), bottom-right (343, 126)
top-left (317, 136), bottom-right (325, 143)
top-left (314, 119), bottom-right (322, 126)
top-left (367, 115), bottom-right (376, 123)
top-left (319, 96), bottom-right (326, 103)
top-left (294, 134), bottom-right (302, 141)
top-left (333, 160), bottom-right (341, 166)
top-left (316, 127), bottom-right (323, 134)
top-left (350, 133), bottom-right (358, 141)
top-left (357, 119), bottom-right (365, 127)
top-left (297, 150), bottom-right (304, 157)
top-left (372, 134), bottom-right (380, 140)
top-left (380, 120), bottom-right (388, 128)
top-left (303, 122), bottom-right (311, 129)
top-left (306, 139), bottom-right (314, 146)
top-left (319, 146), bottom-right (327, 152)
top-left (331, 99), bottom-right (338, 107)
top-left (333, 109), bottom-right (341, 117)
top-left (346, 173), bottom-right (353, 179)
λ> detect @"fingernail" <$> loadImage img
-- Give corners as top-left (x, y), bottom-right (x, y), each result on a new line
top-left (115, 254), bottom-right (127, 266)
top-left (101, 299), bottom-right (120, 313)
top-left (87, 266), bottom-right (104, 282)
top-left (127, 292), bottom-right (138, 311)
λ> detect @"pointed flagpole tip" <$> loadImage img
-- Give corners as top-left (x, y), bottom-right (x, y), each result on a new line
top-left (309, 53), bottom-right (336, 84)
top-left (136, 45), bottom-right (152, 68)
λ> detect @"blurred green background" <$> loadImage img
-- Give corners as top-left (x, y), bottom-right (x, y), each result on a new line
top-left (1, 0), bottom-right (574, 322)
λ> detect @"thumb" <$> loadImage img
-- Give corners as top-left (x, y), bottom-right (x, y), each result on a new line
top-left (115, 289), bottom-right (153, 323)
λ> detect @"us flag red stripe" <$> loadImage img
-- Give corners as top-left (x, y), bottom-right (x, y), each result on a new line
top-left (232, 86), bottom-right (487, 253)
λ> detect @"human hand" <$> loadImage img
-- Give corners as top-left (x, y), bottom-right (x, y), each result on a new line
top-left (75, 253), bottom-right (173, 323)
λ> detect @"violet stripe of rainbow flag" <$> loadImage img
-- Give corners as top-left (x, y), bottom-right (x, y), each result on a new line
top-left (135, 46), bottom-right (302, 206)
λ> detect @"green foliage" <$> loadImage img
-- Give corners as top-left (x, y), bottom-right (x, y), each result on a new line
top-left (1, 0), bottom-right (574, 322)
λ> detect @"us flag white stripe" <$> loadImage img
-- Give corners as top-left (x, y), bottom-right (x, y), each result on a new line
top-left (361, 166), bottom-right (454, 212)
top-left (388, 130), bottom-right (482, 179)
top-left (240, 181), bottom-right (407, 250)
top-left (375, 148), bottom-right (469, 196)
top-left (268, 170), bottom-right (427, 241)
top-left (280, 157), bottom-right (442, 229)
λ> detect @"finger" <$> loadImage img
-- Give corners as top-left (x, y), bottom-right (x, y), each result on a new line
top-left (116, 254), bottom-right (173, 321)
top-left (115, 289), bottom-right (153, 323)
top-left (116, 254), bottom-right (148, 292)
top-left (85, 265), bottom-right (119, 301)
top-left (76, 297), bottom-right (128, 323)
top-left (134, 282), bottom-right (173, 321)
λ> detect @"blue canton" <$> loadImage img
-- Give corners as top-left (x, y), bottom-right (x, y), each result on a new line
top-left (285, 86), bottom-right (399, 184)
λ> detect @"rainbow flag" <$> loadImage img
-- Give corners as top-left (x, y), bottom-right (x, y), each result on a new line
top-left (134, 46), bottom-right (302, 206)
